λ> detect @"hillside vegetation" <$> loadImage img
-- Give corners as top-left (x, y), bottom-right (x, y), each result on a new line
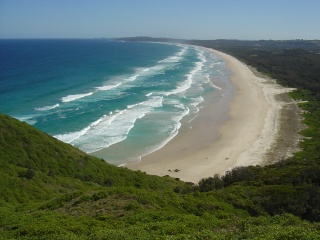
top-left (2, 39), bottom-right (320, 239)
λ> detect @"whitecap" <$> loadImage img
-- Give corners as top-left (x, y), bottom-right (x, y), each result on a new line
top-left (159, 56), bottom-right (182, 63)
top-left (56, 96), bottom-right (164, 153)
top-left (54, 126), bottom-right (91, 143)
top-left (61, 92), bottom-right (93, 102)
top-left (164, 48), bottom-right (207, 96)
top-left (190, 96), bottom-right (205, 108)
top-left (127, 74), bottom-right (139, 81)
top-left (158, 47), bottom-right (186, 63)
top-left (127, 103), bottom-right (139, 109)
top-left (35, 103), bottom-right (60, 111)
top-left (96, 83), bottom-right (121, 91)
top-left (16, 115), bottom-right (38, 125)
top-left (54, 113), bottom-right (120, 143)
top-left (140, 104), bottom-right (190, 158)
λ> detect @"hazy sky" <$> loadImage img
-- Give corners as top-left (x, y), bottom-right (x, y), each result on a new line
top-left (1, 0), bottom-right (319, 40)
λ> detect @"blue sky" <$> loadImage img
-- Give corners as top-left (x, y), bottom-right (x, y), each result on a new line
top-left (0, 0), bottom-right (319, 40)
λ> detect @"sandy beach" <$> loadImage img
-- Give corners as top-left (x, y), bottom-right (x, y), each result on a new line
top-left (127, 48), bottom-right (301, 183)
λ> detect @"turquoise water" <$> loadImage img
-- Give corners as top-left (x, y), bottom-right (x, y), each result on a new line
top-left (0, 39), bottom-right (230, 165)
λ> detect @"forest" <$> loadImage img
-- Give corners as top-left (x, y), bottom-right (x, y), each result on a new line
top-left (1, 39), bottom-right (320, 239)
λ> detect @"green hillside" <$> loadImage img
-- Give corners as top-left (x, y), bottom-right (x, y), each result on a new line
top-left (0, 113), bottom-right (184, 200)
top-left (2, 40), bottom-right (320, 238)
top-left (1, 110), bottom-right (320, 239)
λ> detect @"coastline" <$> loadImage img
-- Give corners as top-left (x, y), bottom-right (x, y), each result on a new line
top-left (127, 48), bottom-right (300, 183)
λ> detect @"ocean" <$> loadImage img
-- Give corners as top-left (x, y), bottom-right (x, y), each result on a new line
top-left (0, 39), bottom-right (231, 165)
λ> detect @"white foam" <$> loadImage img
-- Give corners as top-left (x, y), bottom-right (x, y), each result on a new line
top-left (211, 82), bottom-right (223, 90)
top-left (54, 113), bottom-right (120, 143)
top-left (164, 50), bottom-right (205, 96)
top-left (52, 44), bottom-right (226, 157)
top-left (211, 61), bottom-right (222, 66)
top-left (174, 103), bottom-right (186, 110)
top-left (158, 46), bottom-right (186, 63)
top-left (204, 74), bottom-right (223, 90)
top-left (82, 96), bottom-right (163, 152)
top-left (61, 92), bottom-right (93, 102)
top-left (188, 96), bottom-right (204, 115)
top-left (127, 103), bottom-right (140, 109)
top-left (164, 75), bottom-right (192, 96)
top-left (56, 96), bottom-right (164, 153)
top-left (124, 50), bottom-right (186, 86)
top-left (140, 104), bottom-right (190, 158)
top-left (198, 50), bottom-right (206, 63)
top-left (96, 83), bottom-right (121, 91)
top-left (55, 126), bottom-right (91, 143)
top-left (177, 47), bottom-right (187, 56)
top-left (16, 115), bottom-right (38, 125)
top-left (146, 123), bottom-right (180, 155)
top-left (128, 74), bottom-right (139, 81)
top-left (159, 56), bottom-right (182, 63)
top-left (191, 96), bottom-right (205, 107)
top-left (35, 103), bottom-right (60, 111)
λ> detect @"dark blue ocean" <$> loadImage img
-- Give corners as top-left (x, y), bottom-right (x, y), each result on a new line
top-left (0, 39), bottom-right (230, 165)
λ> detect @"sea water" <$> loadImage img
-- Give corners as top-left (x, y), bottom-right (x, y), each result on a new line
top-left (0, 39), bottom-right (231, 165)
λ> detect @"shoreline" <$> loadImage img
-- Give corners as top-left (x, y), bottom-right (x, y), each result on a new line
top-left (127, 48), bottom-right (300, 183)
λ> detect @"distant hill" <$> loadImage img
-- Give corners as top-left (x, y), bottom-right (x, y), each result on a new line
top-left (117, 37), bottom-right (320, 52)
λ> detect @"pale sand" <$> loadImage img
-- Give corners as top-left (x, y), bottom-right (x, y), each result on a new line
top-left (127, 48), bottom-right (296, 183)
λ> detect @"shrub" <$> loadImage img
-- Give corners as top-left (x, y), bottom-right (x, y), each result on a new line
top-left (18, 168), bottom-right (35, 180)
top-left (198, 174), bottom-right (224, 192)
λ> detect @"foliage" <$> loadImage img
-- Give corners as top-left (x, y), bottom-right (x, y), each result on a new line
top-left (198, 174), bottom-right (224, 191)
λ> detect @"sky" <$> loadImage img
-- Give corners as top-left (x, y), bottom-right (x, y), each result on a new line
top-left (0, 0), bottom-right (319, 40)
